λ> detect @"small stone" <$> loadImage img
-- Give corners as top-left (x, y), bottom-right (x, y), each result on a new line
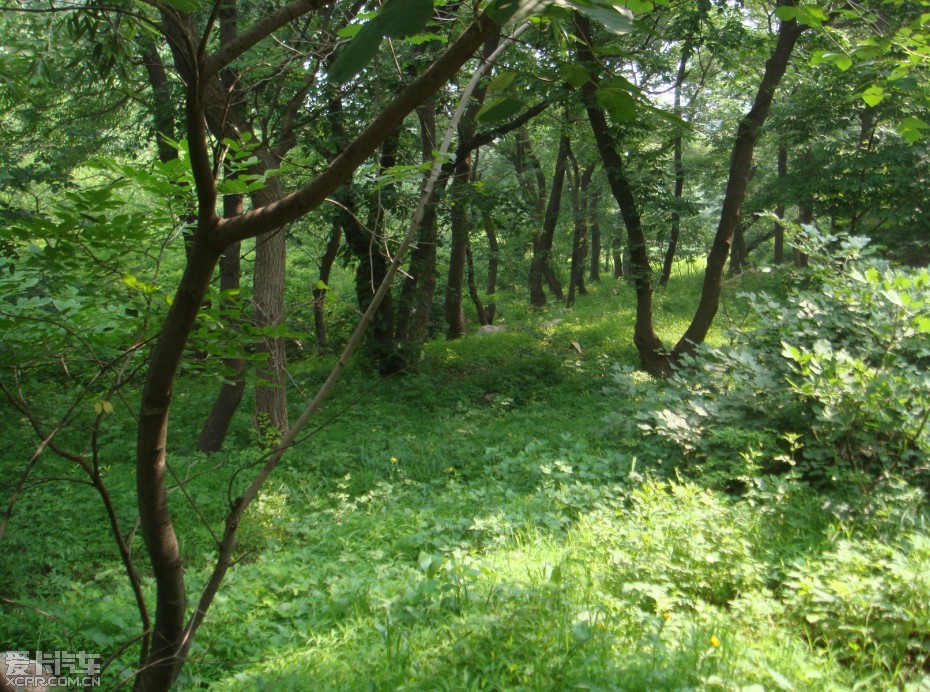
top-left (478, 324), bottom-right (507, 335)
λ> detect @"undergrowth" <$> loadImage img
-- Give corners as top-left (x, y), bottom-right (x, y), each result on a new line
top-left (2, 254), bottom-right (930, 689)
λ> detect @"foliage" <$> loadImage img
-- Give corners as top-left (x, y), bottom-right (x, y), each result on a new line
top-left (608, 230), bottom-right (930, 490)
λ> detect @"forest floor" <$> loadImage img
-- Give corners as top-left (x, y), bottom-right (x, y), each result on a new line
top-left (3, 269), bottom-right (929, 690)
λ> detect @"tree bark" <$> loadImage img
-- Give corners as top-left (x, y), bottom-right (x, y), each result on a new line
top-left (252, 168), bottom-right (290, 439)
top-left (313, 223), bottom-right (341, 350)
top-left (198, 193), bottom-right (246, 453)
top-left (465, 239), bottom-right (490, 325)
top-left (529, 132), bottom-right (570, 307)
top-left (672, 8), bottom-right (804, 359)
top-left (576, 15), bottom-right (665, 372)
top-left (445, 149), bottom-right (472, 338)
top-left (482, 208), bottom-right (499, 323)
top-left (135, 10), bottom-right (504, 688)
top-left (774, 143), bottom-right (787, 264)
top-left (588, 186), bottom-right (601, 283)
top-left (566, 151), bottom-right (590, 307)
top-left (660, 38), bottom-right (692, 287)
top-left (396, 99), bottom-right (441, 343)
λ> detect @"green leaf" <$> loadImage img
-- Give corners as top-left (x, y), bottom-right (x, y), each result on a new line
top-left (568, 0), bottom-right (634, 34)
top-left (328, 21), bottom-right (384, 83)
top-left (488, 0), bottom-right (553, 25)
top-left (898, 116), bottom-right (929, 143)
top-left (777, 4), bottom-right (828, 27)
top-left (475, 96), bottom-right (525, 124)
top-left (378, 0), bottom-right (434, 39)
top-left (337, 24), bottom-right (363, 38)
top-left (487, 70), bottom-right (517, 92)
top-left (625, 0), bottom-right (653, 12)
top-left (861, 85), bottom-right (885, 107)
top-left (560, 63), bottom-right (592, 88)
top-left (595, 83), bottom-right (637, 121)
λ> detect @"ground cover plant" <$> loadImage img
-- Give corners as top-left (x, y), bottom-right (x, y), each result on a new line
top-left (4, 247), bottom-right (930, 689)
top-left (3, 1), bottom-right (930, 688)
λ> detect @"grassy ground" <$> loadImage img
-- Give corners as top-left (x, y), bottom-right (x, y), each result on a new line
top-left (2, 271), bottom-right (928, 689)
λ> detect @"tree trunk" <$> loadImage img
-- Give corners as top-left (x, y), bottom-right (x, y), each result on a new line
top-left (134, 11), bottom-right (506, 688)
top-left (660, 38), bottom-right (693, 287)
top-left (445, 150), bottom-right (472, 338)
top-left (313, 223), bottom-right (341, 350)
top-left (729, 222), bottom-right (746, 275)
top-left (252, 167), bottom-right (289, 440)
top-left (483, 209), bottom-right (499, 324)
top-left (588, 188), bottom-right (601, 282)
top-left (672, 9), bottom-right (805, 359)
top-left (612, 233), bottom-right (624, 278)
top-left (774, 143), bottom-right (787, 264)
top-left (566, 150), bottom-right (590, 307)
top-left (198, 193), bottom-right (246, 453)
top-left (529, 132), bottom-right (570, 307)
top-left (576, 15), bottom-right (665, 372)
top-left (396, 99), bottom-right (440, 343)
top-left (466, 239), bottom-right (490, 325)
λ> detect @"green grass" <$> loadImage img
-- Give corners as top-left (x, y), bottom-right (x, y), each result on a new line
top-left (2, 269), bottom-right (929, 689)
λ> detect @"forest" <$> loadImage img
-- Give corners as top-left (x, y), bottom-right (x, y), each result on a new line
top-left (1, 0), bottom-right (929, 689)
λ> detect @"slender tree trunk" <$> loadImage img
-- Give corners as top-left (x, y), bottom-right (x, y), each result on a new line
top-left (576, 15), bottom-right (665, 372)
top-left (612, 233), bottom-right (624, 278)
top-left (566, 150), bottom-right (589, 307)
top-left (529, 133), bottom-right (570, 307)
top-left (774, 143), bottom-right (787, 264)
top-left (795, 200), bottom-right (812, 268)
top-left (252, 168), bottom-right (289, 439)
top-left (198, 193), bottom-right (246, 453)
top-left (660, 39), bottom-right (692, 287)
top-left (588, 187), bottom-right (601, 282)
top-left (313, 223), bottom-right (341, 350)
top-left (729, 222), bottom-right (746, 275)
top-left (445, 150), bottom-right (472, 338)
top-left (134, 12), bottom-right (506, 688)
top-left (673, 9), bottom-right (805, 359)
top-left (465, 239), bottom-right (490, 324)
top-left (396, 99), bottom-right (441, 343)
top-left (482, 208), bottom-right (498, 323)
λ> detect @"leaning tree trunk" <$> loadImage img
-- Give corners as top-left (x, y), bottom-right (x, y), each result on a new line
top-left (135, 11), bottom-right (504, 688)
top-left (660, 38), bottom-right (692, 287)
top-left (672, 7), bottom-right (805, 358)
top-left (576, 14), bottom-right (665, 372)
top-left (529, 133), bottom-right (570, 307)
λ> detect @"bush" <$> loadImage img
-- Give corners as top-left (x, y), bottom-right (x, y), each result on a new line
top-left (606, 231), bottom-right (930, 489)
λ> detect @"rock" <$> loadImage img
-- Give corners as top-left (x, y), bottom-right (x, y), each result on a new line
top-left (478, 324), bottom-right (506, 335)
